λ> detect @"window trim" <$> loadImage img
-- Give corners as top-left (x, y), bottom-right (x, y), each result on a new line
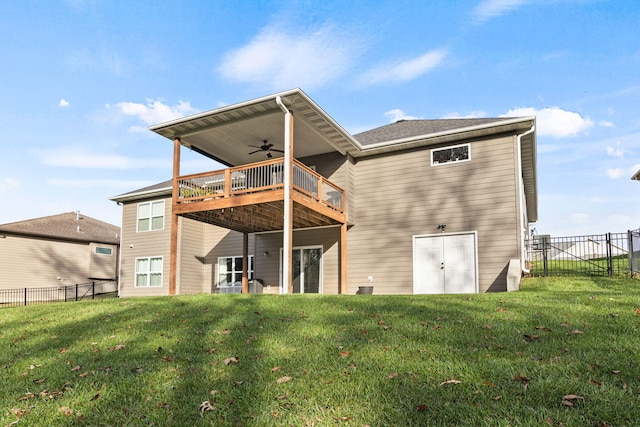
top-left (95, 246), bottom-right (113, 256)
top-left (217, 255), bottom-right (254, 288)
top-left (431, 143), bottom-right (471, 166)
top-left (136, 200), bottom-right (165, 232)
top-left (134, 256), bottom-right (164, 288)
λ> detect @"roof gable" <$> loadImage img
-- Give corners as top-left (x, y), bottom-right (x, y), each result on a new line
top-left (0, 212), bottom-right (120, 244)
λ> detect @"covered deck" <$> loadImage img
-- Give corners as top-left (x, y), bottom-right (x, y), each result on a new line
top-left (175, 158), bottom-right (345, 232)
top-left (154, 90), bottom-right (358, 296)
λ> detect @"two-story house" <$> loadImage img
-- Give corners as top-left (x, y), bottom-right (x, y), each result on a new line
top-left (111, 88), bottom-right (537, 296)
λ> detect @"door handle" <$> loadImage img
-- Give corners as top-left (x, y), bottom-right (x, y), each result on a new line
top-left (440, 262), bottom-right (444, 269)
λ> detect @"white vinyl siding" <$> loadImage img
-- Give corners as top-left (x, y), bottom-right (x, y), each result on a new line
top-left (135, 256), bottom-right (163, 287)
top-left (137, 201), bottom-right (165, 232)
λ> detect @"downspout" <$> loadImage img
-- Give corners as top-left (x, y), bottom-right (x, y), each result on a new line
top-left (516, 125), bottom-right (535, 273)
top-left (276, 96), bottom-right (292, 294)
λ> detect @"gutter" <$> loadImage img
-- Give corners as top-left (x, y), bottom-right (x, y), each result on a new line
top-left (516, 125), bottom-right (535, 273)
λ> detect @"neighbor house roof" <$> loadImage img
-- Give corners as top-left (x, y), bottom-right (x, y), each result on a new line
top-left (0, 212), bottom-right (120, 244)
top-left (632, 169), bottom-right (640, 181)
top-left (354, 118), bottom-right (509, 146)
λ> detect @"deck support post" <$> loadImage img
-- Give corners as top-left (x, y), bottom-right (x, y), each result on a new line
top-left (340, 222), bottom-right (347, 294)
top-left (169, 137), bottom-right (181, 295)
top-left (277, 96), bottom-right (294, 294)
top-left (242, 232), bottom-right (249, 293)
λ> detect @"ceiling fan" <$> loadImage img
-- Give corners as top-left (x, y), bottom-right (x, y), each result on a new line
top-left (248, 140), bottom-right (284, 158)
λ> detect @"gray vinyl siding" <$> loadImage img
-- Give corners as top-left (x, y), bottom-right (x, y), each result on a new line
top-left (0, 235), bottom-right (90, 289)
top-left (89, 242), bottom-right (118, 280)
top-left (118, 197), bottom-right (172, 297)
top-left (177, 217), bottom-right (205, 294)
top-left (348, 134), bottom-right (519, 293)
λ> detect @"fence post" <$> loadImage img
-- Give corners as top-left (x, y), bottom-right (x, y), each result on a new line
top-left (628, 230), bottom-right (634, 276)
top-left (606, 233), bottom-right (613, 277)
top-left (92, 281), bottom-right (95, 300)
top-left (24, 288), bottom-right (27, 306)
top-left (542, 237), bottom-right (548, 277)
top-left (75, 284), bottom-right (79, 302)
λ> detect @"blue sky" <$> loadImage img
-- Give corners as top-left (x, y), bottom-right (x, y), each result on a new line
top-left (1, 0), bottom-right (639, 237)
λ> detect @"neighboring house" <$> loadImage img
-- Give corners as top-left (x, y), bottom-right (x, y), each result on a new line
top-left (111, 88), bottom-right (537, 296)
top-left (0, 212), bottom-right (120, 289)
top-left (632, 169), bottom-right (640, 181)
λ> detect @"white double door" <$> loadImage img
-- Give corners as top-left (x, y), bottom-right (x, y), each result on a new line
top-left (413, 233), bottom-right (478, 294)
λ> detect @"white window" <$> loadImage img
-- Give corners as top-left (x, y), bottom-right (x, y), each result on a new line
top-left (135, 256), bottom-right (163, 287)
top-left (431, 143), bottom-right (470, 166)
top-left (137, 201), bottom-right (164, 232)
top-left (217, 256), bottom-right (254, 287)
top-left (95, 246), bottom-right (113, 255)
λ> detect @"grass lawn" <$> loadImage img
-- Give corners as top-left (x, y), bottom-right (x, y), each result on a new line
top-left (1, 276), bottom-right (639, 426)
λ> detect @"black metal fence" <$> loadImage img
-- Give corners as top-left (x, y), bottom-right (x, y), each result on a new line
top-left (0, 279), bottom-right (118, 308)
top-left (526, 230), bottom-right (640, 277)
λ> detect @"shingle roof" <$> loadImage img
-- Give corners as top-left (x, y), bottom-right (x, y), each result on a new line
top-left (110, 180), bottom-right (172, 202)
top-left (353, 118), bottom-right (509, 146)
top-left (0, 212), bottom-right (120, 244)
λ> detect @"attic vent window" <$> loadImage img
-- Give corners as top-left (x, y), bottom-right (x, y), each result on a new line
top-left (431, 143), bottom-right (470, 166)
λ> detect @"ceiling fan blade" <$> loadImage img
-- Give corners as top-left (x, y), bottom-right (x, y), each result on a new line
top-left (270, 148), bottom-right (284, 153)
top-left (248, 144), bottom-right (263, 149)
top-left (248, 149), bottom-right (262, 155)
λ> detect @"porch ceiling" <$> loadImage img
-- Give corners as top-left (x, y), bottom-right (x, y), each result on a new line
top-left (179, 201), bottom-right (342, 234)
top-left (149, 89), bottom-right (360, 167)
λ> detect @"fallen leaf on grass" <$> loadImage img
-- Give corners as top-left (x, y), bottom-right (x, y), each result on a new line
top-left (571, 329), bottom-right (583, 335)
top-left (205, 348), bottom-right (217, 354)
top-left (415, 404), bottom-right (428, 411)
top-left (18, 392), bottom-right (35, 401)
top-left (591, 379), bottom-right (602, 386)
top-left (78, 372), bottom-right (90, 378)
top-left (59, 406), bottom-right (73, 416)
top-left (71, 365), bottom-right (81, 372)
top-left (497, 307), bottom-right (507, 312)
top-left (224, 357), bottom-right (239, 365)
top-left (90, 393), bottom-right (101, 401)
top-left (199, 400), bottom-right (214, 413)
top-left (33, 378), bottom-right (46, 384)
top-left (634, 308), bottom-right (640, 316)
top-left (112, 344), bottom-right (126, 351)
top-left (271, 366), bottom-right (281, 372)
top-left (11, 408), bottom-right (30, 417)
top-left (611, 370), bottom-right (620, 374)
top-left (523, 334), bottom-right (539, 342)
top-left (222, 329), bottom-right (232, 335)
top-left (439, 379), bottom-right (461, 386)
top-left (562, 394), bottom-right (584, 406)
top-left (387, 372), bottom-right (398, 379)
top-left (277, 376), bottom-right (292, 383)
top-left (339, 351), bottom-right (351, 357)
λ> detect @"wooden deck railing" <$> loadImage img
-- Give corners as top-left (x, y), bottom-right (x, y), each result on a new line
top-left (176, 158), bottom-right (344, 212)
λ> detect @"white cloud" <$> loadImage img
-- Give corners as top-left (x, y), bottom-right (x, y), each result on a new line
top-left (441, 110), bottom-right (487, 119)
top-left (607, 168), bottom-right (623, 179)
top-left (384, 109), bottom-right (422, 123)
top-left (472, 0), bottom-right (529, 23)
top-left (569, 213), bottom-right (589, 224)
top-left (360, 49), bottom-right (447, 85)
top-left (606, 142), bottom-right (624, 159)
top-left (502, 106), bottom-right (593, 138)
top-left (31, 147), bottom-right (171, 169)
top-left (115, 99), bottom-right (198, 127)
top-left (599, 120), bottom-right (615, 128)
top-left (59, 99), bottom-right (70, 107)
top-left (218, 24), bottom-right (358, 90)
